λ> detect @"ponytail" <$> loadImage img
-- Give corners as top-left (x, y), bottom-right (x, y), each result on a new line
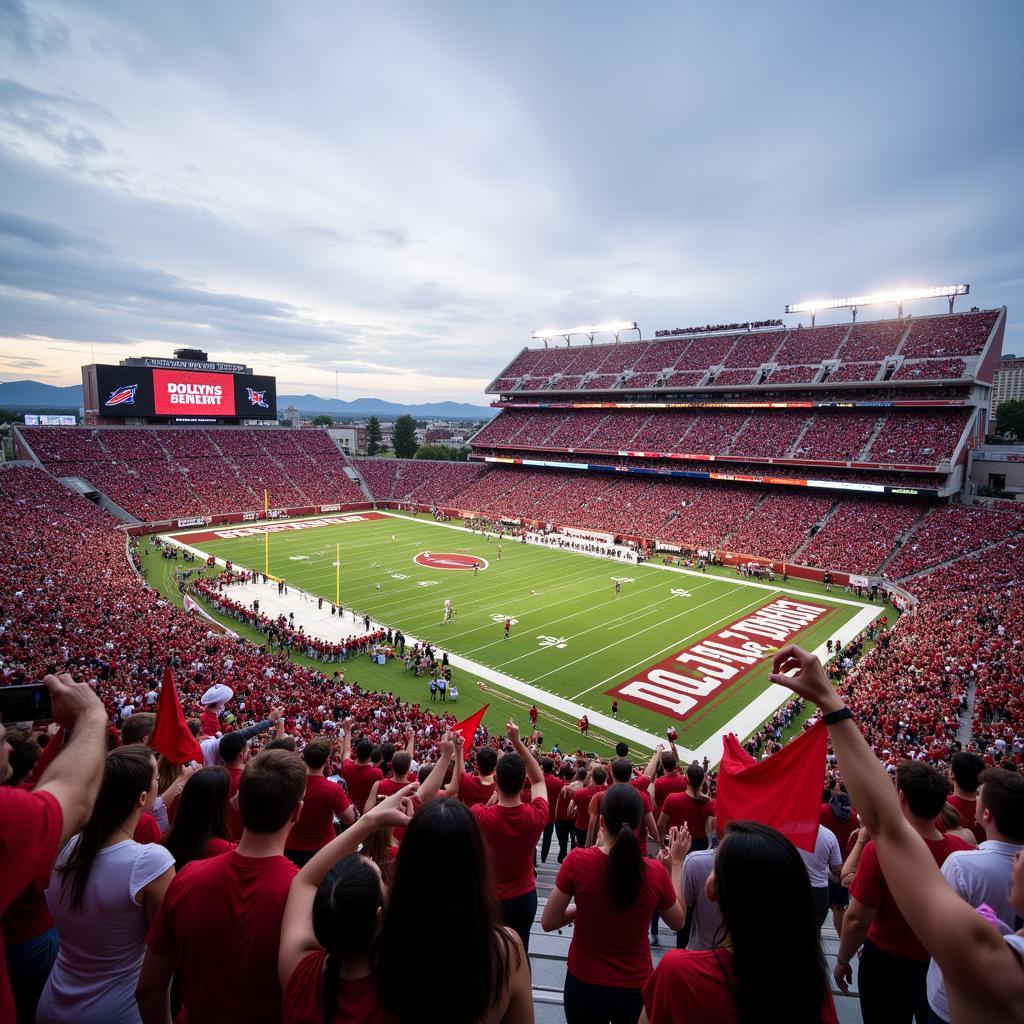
top-left (322, 950), bottom-right (341, 1024)
top-left (686, 762), bottom-right (709, 805)
top-left (608, 821), bottom-right (643, 908)
top-left (600, 783), bottom-right (645, 908)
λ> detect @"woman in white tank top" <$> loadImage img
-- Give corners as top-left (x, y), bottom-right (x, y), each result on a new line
top-left (37, 744), bottom-right (175, 1024)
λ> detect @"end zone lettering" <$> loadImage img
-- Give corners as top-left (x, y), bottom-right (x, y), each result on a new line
top-left (607, 597), bottom-right (829, 720)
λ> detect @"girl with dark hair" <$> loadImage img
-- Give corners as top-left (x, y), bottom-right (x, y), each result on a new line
top-left (641, 820), bottom-right (837, 1024)
top-left (161, 766), bottom-right (233, 871)
top-left (280, 736), bottom-right (532, 1024)
top-left (37, 744), bottom-right (176, 1024)
top-left (542, 783), bottom-right (687, 1024)
top-left (657, 762), bottom-right (716, 852)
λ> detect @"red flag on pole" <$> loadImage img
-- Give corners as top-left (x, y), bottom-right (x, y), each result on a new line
top-left (151, 666), bottom-right (204, 765)
top-left (452, 704), bottom-right (489, 751)
top-left (714, 719), bottom-right (827, 852)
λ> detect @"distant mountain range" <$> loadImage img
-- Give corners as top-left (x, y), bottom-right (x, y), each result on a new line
top-left (0, 380), bottom-right (495, 420)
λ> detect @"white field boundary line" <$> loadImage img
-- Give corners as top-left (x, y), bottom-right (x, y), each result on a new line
top-left (376, 511), bottom-right (874, 610)
top-left (163, 520), bottom-right (883, 759)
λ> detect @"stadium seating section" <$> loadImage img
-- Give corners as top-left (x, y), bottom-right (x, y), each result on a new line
top-left (20, 427), bottom-right (366, 521)
top-left (487, 310), bottom-right (998, 393)
top-left (471, 408), bottom-right (970, 465)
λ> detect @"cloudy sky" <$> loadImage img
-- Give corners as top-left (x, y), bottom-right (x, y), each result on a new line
top-left (1, 1), bottom-right (1022, 405)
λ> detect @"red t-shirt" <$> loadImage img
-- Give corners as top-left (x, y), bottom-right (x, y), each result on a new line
top-left (941, 794), bottom-right (985, 844)
top-left (340, 760), bottom-right (384, 812)
top-left (0, 790), bottom-right (62, 1022)
top-left (555, 785), bottom-right (576, 821)
top-left (661, 792), bottom-right (716, 839)
top-left (653, 773), bottom-right (686, 815)
top-left (572, 785), bottom-right (606, 830)
top-left (457, 774), bottom-right (495, 807)
top-left (556, 847), bottom-right (676, 987)
top-left (134, 811), bottom-right (163, 844)
top-left (543, 774), bottom-right (564, 824)
top-left (631, 776), bottom-right (653, 799)
top-left (148, 850), bottom-right (298, 1024)
top-left (202, 837), bottom-right (235, 859)
top-left (850, 834), bottom-right (971, 961)
top-left (226, 764), bottom-right (244, 841)
top-left (283, 951), bottom-right (396, 1024)
top-left (199, 710), bottom-right (221, 737)
top-left (643, 947), bottom-right (838, 1023)
top-left (287, 775), bottom-right (352, 852)
top-left (819, 802), bottom-right (858, 854)
top-left (472, 799), bottom-right (548, 899)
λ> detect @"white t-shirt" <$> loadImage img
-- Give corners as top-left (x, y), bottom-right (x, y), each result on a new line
top-left (37, 838), bottom-right (174, 1024)
top-left (799, 825), bottom-right (841, 888)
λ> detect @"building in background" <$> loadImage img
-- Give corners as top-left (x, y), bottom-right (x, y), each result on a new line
top-left (991, 354), bottom-right (1023, 424)
top-left (328, 425), bottom-right (366, 454)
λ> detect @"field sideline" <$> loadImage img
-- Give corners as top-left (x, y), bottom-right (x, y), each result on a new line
top-left (165, 511), bottom-right (884, 758)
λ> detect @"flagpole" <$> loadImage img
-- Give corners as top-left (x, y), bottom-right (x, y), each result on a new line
top-left (336, 542), bottom-right (340, 606)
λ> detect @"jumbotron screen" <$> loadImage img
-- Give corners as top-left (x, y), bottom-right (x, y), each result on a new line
top-left (95, 364), bottom-right (277, 420)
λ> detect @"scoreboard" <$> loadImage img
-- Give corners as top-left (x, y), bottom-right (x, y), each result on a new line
top-left (84, 362), bottom-right (277, 424)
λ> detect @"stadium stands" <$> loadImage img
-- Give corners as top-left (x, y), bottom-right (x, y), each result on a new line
top-left (19, 427), bottom-right (365, 521)
top-left (800, 500), bottom-right (922, 574)
top-left (898, 309), bottom-right (999, 359)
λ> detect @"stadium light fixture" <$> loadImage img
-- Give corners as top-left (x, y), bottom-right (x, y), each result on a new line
top-left (531, 321), bottom-right (640, 346)
top-left (786, 285), bottom-right (969, 324)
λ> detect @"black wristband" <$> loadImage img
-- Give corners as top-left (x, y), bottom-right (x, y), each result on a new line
top-left (821, 706), bottom-right (854, 726)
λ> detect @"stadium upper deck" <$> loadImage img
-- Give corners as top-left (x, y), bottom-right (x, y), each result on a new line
top-left (484, 309), bottom-right (1003, 395)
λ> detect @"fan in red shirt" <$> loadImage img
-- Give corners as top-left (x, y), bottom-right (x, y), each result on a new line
top-left (553, 763), bottom-right (578, 864)
top-left (658, 763), bottom-right (715, 852)
top-left (544, 784), bottom-right (686, 1022)
top-left (539, 757), bottom-right (564, 863)
top-left (939, 751), bottom-right (987, 844)
top-left (819, 787), bottom-right (856, 931)
top-left (138, 748), bottom-right (308, 1024)
top-left (836, 759), bottom-right (972, 1024)
top-left (285, 738), bottom-right (355, 866)
top-left (642, 821), bottom-right (839, 1024)
top-left (364, 750), bottom-right (420, 842)
top-left (0, 674), bottom-right (109, 1024)
top-left (587, 758), bottom-right (659, 847)
top-left (652, 752), bottom-right (687, 817)
top-left (161, 766), bottom-right (236, 871)
top-left (340, 736), bottom-right (384, 811)
top-left (471, 720), bottom-right (548, 952)
top-left (571, 764), bottom-right (608, 849)
top-left (450, 745), bottom-right (498, 806)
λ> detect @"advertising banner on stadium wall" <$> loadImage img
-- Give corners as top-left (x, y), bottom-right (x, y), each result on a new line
top-left (606, 597), bottom-right (831, 720)
top-left (176, 516), bottom-right (211, 528)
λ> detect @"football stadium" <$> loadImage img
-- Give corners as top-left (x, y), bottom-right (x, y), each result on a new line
top-left (2, 6), bottom-right (1023, 1024)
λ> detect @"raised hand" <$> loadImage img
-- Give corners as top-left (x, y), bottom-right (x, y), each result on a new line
top-left (43, 673), bottom-right (105, 730)
top-left (367, 783), bottom-right (418, 829)
top-left (769, 646), bottom-right (842, 712)
top-left (506, 719), bottom-right (520, 744)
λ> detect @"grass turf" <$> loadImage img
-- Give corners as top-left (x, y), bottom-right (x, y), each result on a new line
top-left (163, 512), bottom-right (876, 751)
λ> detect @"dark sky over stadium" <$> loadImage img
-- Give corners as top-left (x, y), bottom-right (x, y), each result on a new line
top-left (1, 1), bottom-right (1022, 404)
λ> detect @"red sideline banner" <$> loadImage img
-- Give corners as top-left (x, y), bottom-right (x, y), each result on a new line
top-left (606, 597), bottom-right (830, 719)
top-left (171, 511), bottom-right (388, 544)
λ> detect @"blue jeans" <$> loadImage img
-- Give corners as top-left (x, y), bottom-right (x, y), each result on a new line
top-left (6, 927), bottom-right (58, 1024)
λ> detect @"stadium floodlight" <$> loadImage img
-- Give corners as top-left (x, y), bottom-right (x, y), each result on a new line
top-left (786, 285), bottom-right (969, 324)
top-left (531, 321), bottom-right (640, 346)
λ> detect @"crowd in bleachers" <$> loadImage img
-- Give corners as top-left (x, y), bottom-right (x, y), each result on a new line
top-left (19, 427), bottom-right (365, 522)
top-left (3, 456), bottom-right (1024, 1024)
top-left (884, 502), bottom-right (1024, 580)
top-left (487, 310), bottom-right (998, 394)
top-left (471, 407), bottom-right (969, 465)
top-left (800, 500), bottom-right (922, 574)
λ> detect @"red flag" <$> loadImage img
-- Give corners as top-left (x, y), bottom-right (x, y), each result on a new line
top-left (452, 704), bottom-right (489, 751)
top-left (714, 719), bottom-right (827, 852)
top-left (152, 666), bottom-right (203, 765)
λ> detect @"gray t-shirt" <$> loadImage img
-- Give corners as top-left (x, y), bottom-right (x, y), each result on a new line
top-left (682, 848), bottom-right (722, 950)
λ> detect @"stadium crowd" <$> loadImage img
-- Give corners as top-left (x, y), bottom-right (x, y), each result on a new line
top-left (3, 456), bottom-right (1024, 1024)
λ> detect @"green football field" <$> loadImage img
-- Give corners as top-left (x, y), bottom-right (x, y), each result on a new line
top-left (167, 511), bottom-right (880, 755)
